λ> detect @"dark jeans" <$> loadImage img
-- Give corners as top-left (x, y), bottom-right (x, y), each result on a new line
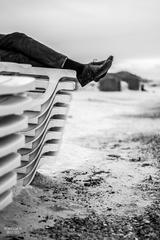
top-left (0, 32), bottom-right (67, 68)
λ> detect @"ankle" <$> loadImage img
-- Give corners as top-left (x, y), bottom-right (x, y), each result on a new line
top-left (63, 58), bottom-right (84, 74)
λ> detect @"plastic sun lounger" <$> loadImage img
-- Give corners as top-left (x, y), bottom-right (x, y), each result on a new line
top-left (18, 132), bottom-right (71, 185)
top-left (0, 172), bottom-right (17, 195)
top-left (23, 105), bottom-right (68, 149)
top-left (0, 115), bottom-right (28, 138)
top-left (25, 102), bottom-right (67, 125)
top-left (0, 190), bottom-right (12, 211)
top-left (23, 121), bottom-right (64, 151)
top-left (0, 75), bottom-right (35, 116)
top-left (17, 117), bottom-right (68, 178)
top-left (0, 70), bottom-right (36, 211)
top-left (18, 118), bottom-right (66, 162)
top-left (19, 114), bottom-right (68, 158)
top-left (28, 78), bottom-right (74, 107)
top-left (0, 62), bottom-right (76, 111)
top-left (17, 92), bottom-right (71, 174)
top-left (17, 139), bottom-right (61, 186)
top-left (0, 153), bottom-right (21, 177)
top-left (0, 63), bottom-right (75, 191)
top-left (0, 173), bottom-right (16, 210)
top-left (17, 140), bottom-right (60, 174)
top-left (0, 62), bottom-right (32, 70)
top-left (22, 94), bottom-right (71, 140)
top-left (0, 71), bottom-right (75, 116)
top-left (17, 120), bottom-right (66, 173)
top-left (31, 130), bottom-right (63, 149)
top-left (0, 75), bottom-right (35, 95)
top-left (22, 92), bottom-right (71, 136)
top-left (24, 84), bottom-right (74, 124)
top-left (0, 134), bottom-right (25, 158)
top-left (0, 95), bottom-right (32, 116)
top-left (18, 130), bottom-right (63, 170)
top-left (17, 105), bottom-right (70, 175)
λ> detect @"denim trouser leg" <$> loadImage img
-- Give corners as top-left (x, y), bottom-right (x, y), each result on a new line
top-left (0, 49), bottom-right (45, 67)
top-left (0, 32), bottom-right (67, 68)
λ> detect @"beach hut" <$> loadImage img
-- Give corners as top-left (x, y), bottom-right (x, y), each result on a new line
top-left (115, 71), bottom-right (140, 90)
top-left (98, 74), bottom-right (121, 91)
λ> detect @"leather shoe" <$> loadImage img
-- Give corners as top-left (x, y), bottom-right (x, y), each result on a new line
top-left (77, 56), bottom-right (113, 87)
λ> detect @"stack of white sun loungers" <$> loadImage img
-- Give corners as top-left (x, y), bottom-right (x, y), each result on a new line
top-left (0, 63), bottom-right (76, 195)
top-left (0, 68), bottom-right (35, 210)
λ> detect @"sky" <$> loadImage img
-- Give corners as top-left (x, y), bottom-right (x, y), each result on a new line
top-left (0, 0), bottom-right (160, 79)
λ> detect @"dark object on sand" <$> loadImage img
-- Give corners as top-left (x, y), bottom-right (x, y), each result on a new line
top-left (98, 74), bottom-right (121, 91)
top-left (98, 71), bottom-right (141, 91)
top-left (141, 84), bottom-right (147, 91)
top-left (115, 71), bottom-right (140, 90)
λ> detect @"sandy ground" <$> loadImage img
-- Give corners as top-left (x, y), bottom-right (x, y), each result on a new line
top-left (0, 86), bottom-right (160, 240)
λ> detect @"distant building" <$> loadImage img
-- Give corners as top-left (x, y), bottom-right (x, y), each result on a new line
top-left (98, 71), bottom-right (141, 91)
top-left (98, 74), bottom-right (121, 91)
top-left (115, 71), bottom-right (140, 90)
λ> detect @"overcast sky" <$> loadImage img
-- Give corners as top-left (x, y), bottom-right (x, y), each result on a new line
top-left (0, 0), bottom-right (160, 79)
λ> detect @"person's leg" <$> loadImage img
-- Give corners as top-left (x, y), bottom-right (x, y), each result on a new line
top-left (0, 49), bottom-right (44, 67)
top-left (0, 32), bottom-right (114, 86)
top-left (63, 58), bottom-right (84, 76)
top-left (0, 32), bottom-right (67, 68)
